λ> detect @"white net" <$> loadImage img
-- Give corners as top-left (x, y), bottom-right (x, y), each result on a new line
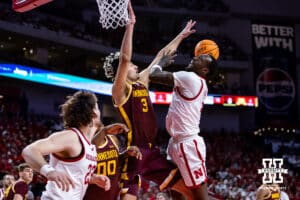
top-left (96, 0), bottom-right (129, 29)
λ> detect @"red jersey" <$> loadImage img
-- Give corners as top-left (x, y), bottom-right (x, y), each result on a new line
top-left (4, 181), bottom-right (28, 200)
top-left (116, 81), bottom-right (158, 147)
top-left (83, 135), bottom-right (121, 200)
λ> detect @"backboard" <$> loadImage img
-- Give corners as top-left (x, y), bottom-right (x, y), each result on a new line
top-left (12, 0), bottom-right (53, 12)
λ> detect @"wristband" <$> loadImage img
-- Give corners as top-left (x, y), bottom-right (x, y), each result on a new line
top-left (40, 164), bottom-right (55, 177)
top-left (150, 64), bottom-right (162, 74)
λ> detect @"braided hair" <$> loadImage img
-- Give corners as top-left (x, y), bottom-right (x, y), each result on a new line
top-left (103, 52), bottom-right (120, 82)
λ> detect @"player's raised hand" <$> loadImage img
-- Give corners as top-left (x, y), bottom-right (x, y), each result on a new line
top-left (180, 19), bottom-right (196, 39)
top-left (158, 50), bottom-right (177, 69)
top-left (91, 174), bottom-right (111, 191)
top-left (127, 0), bottom-right (136, 25)
top-left (46, 170), bottom-right (75, 192)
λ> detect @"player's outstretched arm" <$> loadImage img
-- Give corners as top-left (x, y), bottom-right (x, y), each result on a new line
top-left (139, 19), bottom-right (196, 86)
top-left (22, 131), bottom-right (76, 191)
top-left (92, 123), bottom-right (128, 145)
top-left (161, 19), bottom-right (196, 53)
top-left (112, 1), bottom-right (135, 105)
top-left (104, 123), bottom-right (129, 135)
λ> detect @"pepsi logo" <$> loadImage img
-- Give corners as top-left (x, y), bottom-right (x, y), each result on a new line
top-left (256, 68), bottom-right (295, 111)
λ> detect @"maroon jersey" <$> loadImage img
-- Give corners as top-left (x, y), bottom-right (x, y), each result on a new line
top-left (115, 81), bottom-right (180, 197)
top-left (83, 135), bottom-right (121, 200)
top-left (117, 81), bottom-right (158, 147)
top-left (4, 181), bottom-right (28, 200)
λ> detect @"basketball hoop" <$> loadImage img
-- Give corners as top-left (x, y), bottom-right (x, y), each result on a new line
top-left (96, 0), bottom-right (129, 29)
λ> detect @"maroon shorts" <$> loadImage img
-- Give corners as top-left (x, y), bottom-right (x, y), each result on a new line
top-left (121, 146), bottom-right (181, 196)
top-left (84, 184), bottom-right (120, 200)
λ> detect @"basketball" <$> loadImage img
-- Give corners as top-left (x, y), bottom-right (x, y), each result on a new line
top-left (194, 39), bottom-right (219, 60)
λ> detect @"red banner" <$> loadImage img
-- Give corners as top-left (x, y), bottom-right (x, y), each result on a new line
top-left (150, 92), bottom-right (258, 107)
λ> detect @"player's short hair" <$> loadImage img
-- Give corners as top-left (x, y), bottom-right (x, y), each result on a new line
top-left (18, 163), bottom-right (30, 172)
top-left (103, 52), bottom-right (120, 82)
top-left (60, 90), bottom-right (98, 128)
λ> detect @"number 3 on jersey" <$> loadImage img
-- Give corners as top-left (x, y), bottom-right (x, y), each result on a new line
top-left (141, 98), bottom-right (148, 112)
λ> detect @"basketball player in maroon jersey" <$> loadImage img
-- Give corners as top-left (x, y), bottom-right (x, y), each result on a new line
top-left (4, 163), bottom-right (33, 200)
top-left (83, 123), bottom-right (142, 200)
top-left (103, 2), bottom-right (195, 200)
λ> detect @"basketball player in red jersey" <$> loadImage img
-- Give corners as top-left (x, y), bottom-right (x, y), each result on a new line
top-left (22, 91), bottom-right (111, 200)
top-left (103, 2), bottom-right (195, 200)
top-left (4, 163), bottom-right (33, 200)
top-left (84, 123), bottom-right (142, 200)
top-left (149, 51), bottom-right (217, 200)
